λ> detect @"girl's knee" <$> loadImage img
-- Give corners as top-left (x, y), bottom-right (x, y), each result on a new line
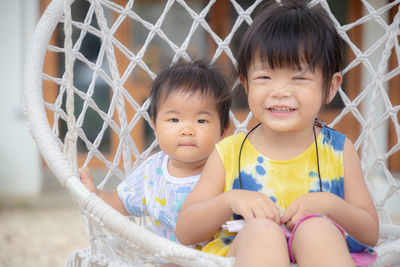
top-left (291, 216), bottom-right (348, 253)
top-left (294, 216), bottom-right (342, 239)
top-left (232, 218), bottom-right (286, 250)
top-left (228, 218), bottom-right (290, 266)
top-left (230, 218), bottom-right (284, 248)
top-left (242, 218), bottom-right (282, 237)
top-left (291, 217), bottom-right (354, 266)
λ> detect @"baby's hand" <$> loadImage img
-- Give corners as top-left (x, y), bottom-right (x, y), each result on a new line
top-left (281, 192), bottom-right (338, 230)
top-left (79, 167), bottom-right (98, 194)
top-left (225, 189), bottom-right (280, 224)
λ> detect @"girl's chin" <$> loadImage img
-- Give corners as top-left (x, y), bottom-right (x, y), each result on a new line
top-left (261, 122), bottom-right (303, 133)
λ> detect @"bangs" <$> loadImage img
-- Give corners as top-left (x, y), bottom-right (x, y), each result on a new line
top-left (160, 66), bottom-right (221, 102)
top-left (257, 10), bottom-right (320, 71)
top-left (237, 1), bottom-right (342, 83)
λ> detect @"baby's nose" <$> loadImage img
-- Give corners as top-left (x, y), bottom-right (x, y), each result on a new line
top-left (180, 125), bottom-right (195, 136)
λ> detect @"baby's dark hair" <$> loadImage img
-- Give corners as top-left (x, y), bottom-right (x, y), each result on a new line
top-left (236, 0), bottom-right (343, 103)
top-left (149, 60), bottom-right (231, 134)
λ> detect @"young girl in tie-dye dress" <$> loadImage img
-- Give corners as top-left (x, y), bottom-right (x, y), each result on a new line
top-left (176, 1), bottom-right (379, 266)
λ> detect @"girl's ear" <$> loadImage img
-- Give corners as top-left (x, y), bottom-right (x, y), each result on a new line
top-left (221, 124), bottom-right (229, 138)
top-left (326, 72), bottom-right (342, 104)
top-left (239, 75), bottom-right (248, 93)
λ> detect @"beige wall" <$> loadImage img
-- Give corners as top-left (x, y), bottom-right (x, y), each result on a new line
top-left (0, 0), bottom-right (42, 196)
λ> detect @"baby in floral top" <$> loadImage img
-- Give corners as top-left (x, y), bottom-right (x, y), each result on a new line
top-left (80, 60), bottom-right (231, 243)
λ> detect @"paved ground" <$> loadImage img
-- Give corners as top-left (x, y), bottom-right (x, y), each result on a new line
top-left (0, 171), bottom-right (89, 267)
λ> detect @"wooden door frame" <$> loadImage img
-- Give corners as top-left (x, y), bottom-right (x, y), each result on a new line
top-left (388, 3), bottom-right (400, 172)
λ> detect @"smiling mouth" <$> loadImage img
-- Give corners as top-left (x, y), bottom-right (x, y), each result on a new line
top-left (268, 106), bottom-right (296, 112)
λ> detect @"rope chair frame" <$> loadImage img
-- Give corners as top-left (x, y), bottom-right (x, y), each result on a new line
top-left (24, 0), bottom-right (400, 266)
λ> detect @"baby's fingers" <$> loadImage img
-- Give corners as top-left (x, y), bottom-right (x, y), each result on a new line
top-left (79, 167), bottom-right (97, 193)
top-left (79, 168), bottom-right (89, 182)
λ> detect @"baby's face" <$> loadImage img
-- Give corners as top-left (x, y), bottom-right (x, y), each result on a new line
top-left (154, 90), bottom-right (222, 173)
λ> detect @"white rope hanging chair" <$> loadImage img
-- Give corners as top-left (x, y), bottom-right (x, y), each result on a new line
top-left (24, 0), bottom-right (400, 266)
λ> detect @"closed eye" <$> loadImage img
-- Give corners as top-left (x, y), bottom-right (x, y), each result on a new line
top-left (293, 76), bottom-right (308, 81)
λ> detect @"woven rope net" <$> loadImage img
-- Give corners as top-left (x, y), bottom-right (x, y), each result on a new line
top-left (24, 0), bottom-right (400, 266)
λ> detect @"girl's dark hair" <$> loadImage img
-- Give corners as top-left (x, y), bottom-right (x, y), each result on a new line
top-left (236, 0), bottom-right (344, 103)
top-left (149, 60), bottom-right (231, 134)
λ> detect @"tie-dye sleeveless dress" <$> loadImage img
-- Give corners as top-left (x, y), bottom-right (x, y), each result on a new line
top-left (201, 126), bottom-right (376, 265)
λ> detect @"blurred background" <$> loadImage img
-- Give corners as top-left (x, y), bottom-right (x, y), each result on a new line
top-left (0, 0), bottom-right (399, 266)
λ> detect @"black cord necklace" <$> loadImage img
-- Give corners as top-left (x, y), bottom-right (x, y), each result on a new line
top-left (237, 122), bottom-right (261, 190)
top-left (313, 124), bottom-right (323, 192)
top-left (237, 120), bottom-right (323, 192)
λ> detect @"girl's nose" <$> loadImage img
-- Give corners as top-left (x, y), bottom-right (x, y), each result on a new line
top-left (270, 82), bottom-right (291, 97)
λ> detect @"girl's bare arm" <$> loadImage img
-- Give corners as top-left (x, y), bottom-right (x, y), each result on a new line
top-left (175, 150), bottom-right (230, 245)
top-left (333, 138), bottom-right (379, 246)
top-left (176, 150), bottom-right (281, 245)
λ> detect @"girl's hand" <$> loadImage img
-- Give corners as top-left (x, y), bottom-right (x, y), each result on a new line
top-left (225, 189), bottom-right (281, 224)
top-left (79, 167), bottom-right (99, 194)
top-left (281, 192), bottom-right (339, 230)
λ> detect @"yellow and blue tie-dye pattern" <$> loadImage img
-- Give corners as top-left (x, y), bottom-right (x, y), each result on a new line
top-left (202, 126), bottom-right (346, 255)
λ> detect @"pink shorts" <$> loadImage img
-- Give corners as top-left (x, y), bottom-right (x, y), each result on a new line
top-left (285, 214), bottom-right (377, 265)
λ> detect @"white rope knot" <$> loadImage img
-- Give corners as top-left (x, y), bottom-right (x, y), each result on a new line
top-left (194, 14), bottom-right (206, 21)
top-left (136, 108), bottom-right (148, 118)
top-left (235, 125), bottom-right (248, 133)
top-left (175, 48), bottom-right (187, 57)
top-left (131, 56), bottom-right (143, 64)
top-left (358, 53), bottom-right (368, 62)
top-left (388, 107), bottom-right (398, 117)
top-left (120, 6), bottom-right (130, 17)
top-left (240, 11), bottom-right (252, 21)
top-left (120, 126), bottom-right (129, 137)
top-left (345, 102), bottom-right (358, 111)
top-left (370, 11), bottom-right (382, 21)
top-left (151, 25), bottom-right (162, 34)
top-left (76, 249), bottom-right (88, 258)
top-left (90, 254), bottom-right (110, 266)
top-left (218, 41), bottom-right (229, 50)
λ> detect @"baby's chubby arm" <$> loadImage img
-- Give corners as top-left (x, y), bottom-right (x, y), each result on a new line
top-left (175, 150), bottom-right (280, 246)
top-left (79, 167), bottom-right (129, 216)
top-left (281, 138), bottom-right (379, 247)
